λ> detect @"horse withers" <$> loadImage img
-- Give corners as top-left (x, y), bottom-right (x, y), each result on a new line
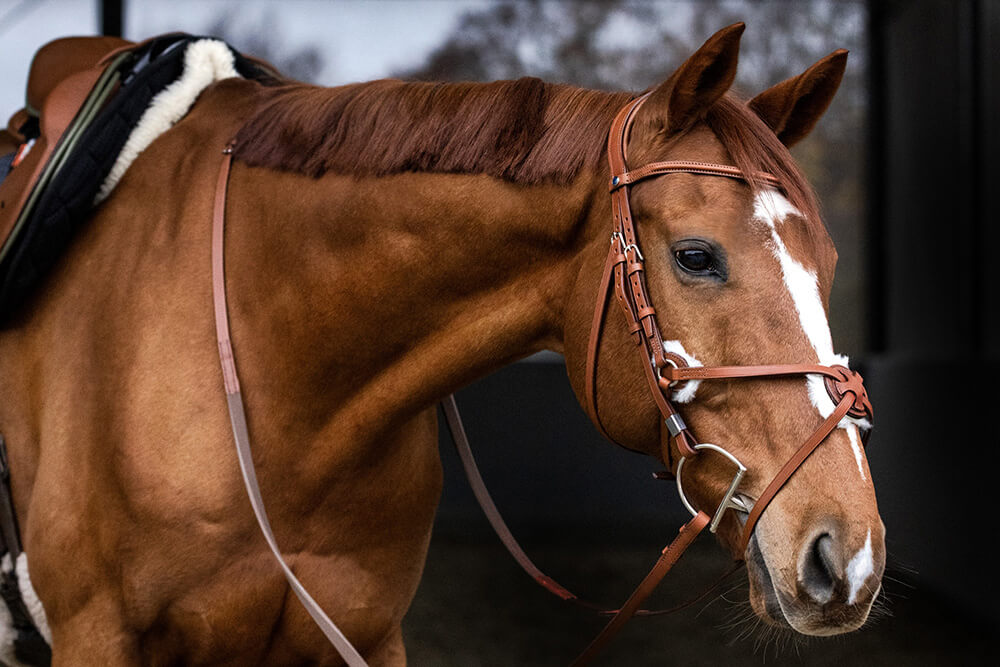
top-left (0, 23), bottom-right (883, 664)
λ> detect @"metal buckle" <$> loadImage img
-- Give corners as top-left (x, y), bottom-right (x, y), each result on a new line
top-left (622, 243), bottom-right (644, 261)
top-left (655, 355), bottom-right (679, 388)
top-left (675, 443), bottom-right (748, 533)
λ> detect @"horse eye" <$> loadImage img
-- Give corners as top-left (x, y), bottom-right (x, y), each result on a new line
top-left (674, 248), bottom-right (715, 274)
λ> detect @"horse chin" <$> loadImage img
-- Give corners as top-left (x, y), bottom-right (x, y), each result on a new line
top-left (745, 534), bottom-right (874, 637)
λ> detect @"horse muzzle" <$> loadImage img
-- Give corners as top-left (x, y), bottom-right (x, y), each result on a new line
top-left (746, 522), bottom-right (885, 636)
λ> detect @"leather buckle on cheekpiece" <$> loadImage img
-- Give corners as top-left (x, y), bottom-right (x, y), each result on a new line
top-left (823, 365), bottom-right (872, 420)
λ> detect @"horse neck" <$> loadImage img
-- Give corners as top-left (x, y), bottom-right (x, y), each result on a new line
top-left (224, 165), bottom-right (601, 441)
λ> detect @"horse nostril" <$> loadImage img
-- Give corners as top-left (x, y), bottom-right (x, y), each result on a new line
top-left (801, 533), bottom-right (842, 604)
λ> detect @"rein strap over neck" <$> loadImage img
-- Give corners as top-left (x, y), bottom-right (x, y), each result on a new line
top-left (212, 146), bottom-right (368, 667)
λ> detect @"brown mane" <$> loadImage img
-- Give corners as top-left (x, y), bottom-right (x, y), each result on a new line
top-left (233, 77), bottom-right (819, 221)
top-left (234, 78), bottom-right (631, 186)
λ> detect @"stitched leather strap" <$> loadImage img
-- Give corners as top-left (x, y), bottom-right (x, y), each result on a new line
top-left (611, 161), bottom-right (782, 190)
top-left (738, 393), bottom-right (856, 552)
top-left (212, 147), bottom-right (369, 667)
top-left (585, 94), bottom-right (792, 465)
top-left (584, 242), bottom-right (621, 443)
top-left (443, 395), bottom-right (718, 616)
top-left (442, 396), bottom-right (578, 601)
top-left (570, 511), bottom-right (711, 667)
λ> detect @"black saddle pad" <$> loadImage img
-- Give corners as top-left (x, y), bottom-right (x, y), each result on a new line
top-left (0, 152), bottom-right (14, 184)
top-left (0, 34), bottom-right (273, 323)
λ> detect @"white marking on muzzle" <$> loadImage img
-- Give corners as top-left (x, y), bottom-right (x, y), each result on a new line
top-left (752, 190), bottom-right (869, 479)
top-left (846, 529), bottom-right (874, 605)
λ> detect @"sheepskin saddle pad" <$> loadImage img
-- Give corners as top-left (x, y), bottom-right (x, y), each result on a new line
top-left (0, 32), bottom-right (275, 322)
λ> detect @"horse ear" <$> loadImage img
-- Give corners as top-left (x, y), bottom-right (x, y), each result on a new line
top-left (642, 23), bottom-right (745, 136)
top-left (749, 49), bottom-right (848, 147)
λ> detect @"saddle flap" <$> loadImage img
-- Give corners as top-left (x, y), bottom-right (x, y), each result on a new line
top-left (24, 36), bottom-right (130, 116)
top-left (0, 136), bottom-right (50, 253)
top-left (0, 64), bottom-right (109, 255)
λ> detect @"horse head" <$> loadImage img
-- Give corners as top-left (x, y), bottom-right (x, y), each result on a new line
top-left (564, 24), bottom-right (884, 637)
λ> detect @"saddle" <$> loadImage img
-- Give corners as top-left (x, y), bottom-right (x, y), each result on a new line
top-left (0, 33), bottom-right (279, 322)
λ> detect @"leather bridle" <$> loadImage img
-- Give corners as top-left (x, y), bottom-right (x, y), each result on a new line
top-left (209, 92), bottom-right (873, 666)
top-left (585, 91), bottom-right (872, 555)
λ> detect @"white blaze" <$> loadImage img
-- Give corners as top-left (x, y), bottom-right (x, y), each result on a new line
top-left (752, 190), bottom-right (869, 479)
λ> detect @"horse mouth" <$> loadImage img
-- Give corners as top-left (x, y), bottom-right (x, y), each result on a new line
top-left (745, 533), bottom-right (793, 630)
top-left (744, 531), bottom-right (877, 637)
top-left (726, 500), bottom-right (791, 629)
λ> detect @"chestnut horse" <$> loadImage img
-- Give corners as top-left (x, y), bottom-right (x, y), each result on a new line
top-left (0, 24), bottom-right (884, 665)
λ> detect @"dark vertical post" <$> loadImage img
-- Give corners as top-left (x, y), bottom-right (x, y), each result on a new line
top-left (866, 1), bottom-right (887, 353)
top-left (100, 0), bottom-right (124, 37)
top-left (867, 0), bottom-right (999, 625)
top-left (981, 0), bottom-right (1000, 360)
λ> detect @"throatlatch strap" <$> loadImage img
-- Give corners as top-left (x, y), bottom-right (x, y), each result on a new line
top-left (212, 147), bottom-right (369, 667)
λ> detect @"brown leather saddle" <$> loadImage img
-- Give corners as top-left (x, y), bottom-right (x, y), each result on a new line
top-left (0, 33), bottom-right (278, 323)
top-left (0, 36), bottom-right (136, 293)
top-left (0, 36), bottom-right (132, 156)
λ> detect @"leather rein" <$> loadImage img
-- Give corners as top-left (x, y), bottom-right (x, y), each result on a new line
top-left (209, 92), bottom-right (873, 666)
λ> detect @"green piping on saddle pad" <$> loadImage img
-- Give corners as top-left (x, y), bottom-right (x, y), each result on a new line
top-left (0, 51), bottom-right (131, 268)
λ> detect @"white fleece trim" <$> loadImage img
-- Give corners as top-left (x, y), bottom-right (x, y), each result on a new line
top-left (1, 553), bottom-right (50, 665)
top-left (753, 190), bottom-right (868, 479)
top-left (95, 39), bottom-right (241, 203)
top-left (0, 555), bottom-right (19, 666)
top-left (661, 340), bottom-right (703, 403)
top-left (15, 554), bottom-right (50, 645)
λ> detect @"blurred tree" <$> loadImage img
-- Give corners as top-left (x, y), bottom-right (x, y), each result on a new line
top-left (396, 0), bottom-right (869, 355)
top-left (205, 9), bottom-right (323, 83)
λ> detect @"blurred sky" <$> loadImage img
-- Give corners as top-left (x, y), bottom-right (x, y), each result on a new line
top-left (0, 0), bottom-right (488, 113)
top-left (0, 0), bottom-right (98, 113)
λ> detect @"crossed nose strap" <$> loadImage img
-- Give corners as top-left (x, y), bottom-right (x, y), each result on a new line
top-left (661, 361), bottom-right (873, 552)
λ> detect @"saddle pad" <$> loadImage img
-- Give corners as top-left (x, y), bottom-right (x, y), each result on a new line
top-left (0, 34), bottom-right (274, 323)
top-left (0, 153), bottom-right (13, 185)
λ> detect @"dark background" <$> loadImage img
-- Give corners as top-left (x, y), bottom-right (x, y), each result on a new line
top-left (7, 0), bottom-right (999, 664)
